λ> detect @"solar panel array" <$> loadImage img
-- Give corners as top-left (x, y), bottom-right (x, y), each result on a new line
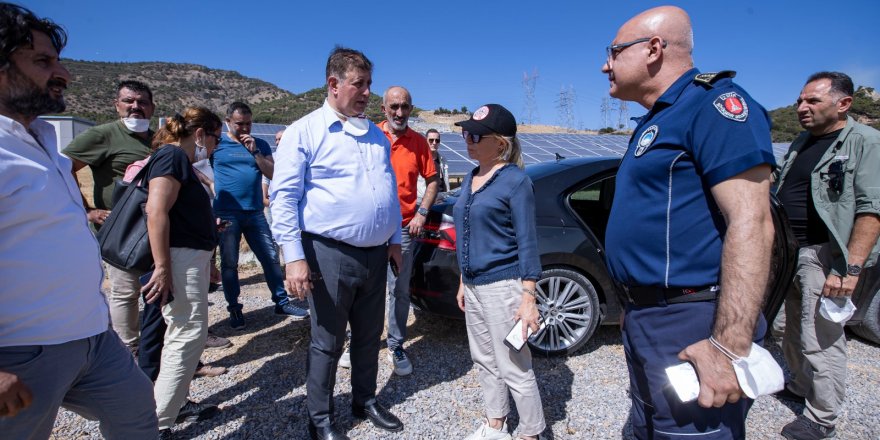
top-left (223, 122), bottom-right (285, 151)
top-left (224, 122), bottom-right (790, 176)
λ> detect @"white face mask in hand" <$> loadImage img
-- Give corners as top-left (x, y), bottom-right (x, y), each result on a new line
top-left (122, 117), bottom-right (150, 133)
top-left (342, 114), bottom-right (370, 136)
top-left (730, 343), bottom-right (785, 399)
top-left (819, 296), bottom-right (856, 324)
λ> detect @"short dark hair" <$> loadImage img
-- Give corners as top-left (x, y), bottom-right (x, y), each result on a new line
top-left (326, 46), bottom-right (373, 81)
top-left (425, 128), bottom-right (440, 137)
top-left (226, 101), bottom-right (252, 118)
top-left (806, 71), bottom-right (854, 98)
top-left (117, 80), bottom-right (153, 103)
top-left (0, 3), bottom-right (67, 70)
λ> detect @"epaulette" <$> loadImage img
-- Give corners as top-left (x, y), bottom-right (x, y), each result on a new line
top-left (694, 70), bottom-right (737, 88)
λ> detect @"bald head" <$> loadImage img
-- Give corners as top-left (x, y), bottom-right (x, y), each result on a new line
top-left (602, 6), bottom-right (695, 108)
top-left (382, 86), bottom-right (413, 133)
top-left (622, 6), bottom-right (693, 60)
top-left (383, 86), bottom-right (411, 104)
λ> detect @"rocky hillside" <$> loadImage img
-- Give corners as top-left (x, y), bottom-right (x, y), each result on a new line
top-left (58, 59), bottom-right (385, 124)
top-left (770, 86), bottom-right (880, 142)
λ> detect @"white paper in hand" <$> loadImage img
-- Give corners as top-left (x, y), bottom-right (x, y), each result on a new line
top-left (666, 362), bottom-right (700, 402)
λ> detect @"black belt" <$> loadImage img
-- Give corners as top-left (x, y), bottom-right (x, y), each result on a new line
top-left (623, 285), bottom-right (719, 306)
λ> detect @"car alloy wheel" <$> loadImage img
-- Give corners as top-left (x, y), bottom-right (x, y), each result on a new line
top-left (529, 267), bottom-right (601, 356)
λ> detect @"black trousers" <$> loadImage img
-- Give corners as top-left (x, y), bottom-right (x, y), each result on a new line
top-left (138, 292), bottom-right (165, 381)
top-left (302, 233), bottom-right (387, 427)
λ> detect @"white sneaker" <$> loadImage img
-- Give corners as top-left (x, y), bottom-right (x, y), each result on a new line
top-left (464, 419), bottom-right (512, 440)
top-left (338, 347), bottom-right (351, 369)
top-left (388, 346), bottom-right (413, 376)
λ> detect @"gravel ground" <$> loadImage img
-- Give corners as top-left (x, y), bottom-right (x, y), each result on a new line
top-left (52, 266), bottom-right (880, 439)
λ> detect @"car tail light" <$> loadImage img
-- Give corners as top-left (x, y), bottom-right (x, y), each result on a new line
top-left (418, 214), bottom-right (456, 251)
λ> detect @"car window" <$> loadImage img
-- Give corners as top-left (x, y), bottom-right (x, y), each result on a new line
top-left (568, 175), bottom-right (616, 245)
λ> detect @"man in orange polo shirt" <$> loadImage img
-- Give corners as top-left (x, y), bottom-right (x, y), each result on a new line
top-left (378, 86), bottom-right (438, 376)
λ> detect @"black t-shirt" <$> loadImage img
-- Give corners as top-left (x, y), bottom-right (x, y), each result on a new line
top-left (777, 129), bottom-right (842, 246)
top-left (434, 156), bottom-right (447, 192)
top-left (147, 145), bottom-right (217, 251)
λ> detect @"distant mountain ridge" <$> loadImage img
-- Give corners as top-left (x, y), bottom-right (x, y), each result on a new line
top-left (58, 60), bottom-right (880, 139)
top-left (769, 86), bottom-right (880, 142)
top-left (58, 59), bottom-right (385, 124)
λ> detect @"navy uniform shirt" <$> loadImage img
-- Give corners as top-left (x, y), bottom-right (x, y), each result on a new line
top-left (605, 68), bottom-right (775, 289)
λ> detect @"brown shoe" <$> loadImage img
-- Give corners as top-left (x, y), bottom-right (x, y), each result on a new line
top-left (193, 363), bottom-right (227, 378)
top-left (205, 333), bottom-right (232, 349)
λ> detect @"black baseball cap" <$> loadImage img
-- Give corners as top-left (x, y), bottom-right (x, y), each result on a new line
top-left (455, 104), bottom-right (517, 137)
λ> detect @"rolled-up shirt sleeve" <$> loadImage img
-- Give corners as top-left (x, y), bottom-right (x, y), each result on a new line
top-left (270, 125), bottom-right (308, 263)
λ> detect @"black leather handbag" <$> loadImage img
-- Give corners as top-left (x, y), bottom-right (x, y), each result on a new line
top-left (96, 161), bottom-right (154, 272)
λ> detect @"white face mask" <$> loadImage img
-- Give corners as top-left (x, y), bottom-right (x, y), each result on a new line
top-left (819, 296), bottom-right (857, 324)
top-left (194, 142), bottom-right (208, 162)
top-left (122, 117), bottom-right (151, 133)
top-left (731, 343), bottom-right (785, 399)
top-left (343, 115), bottom-right (370, 136)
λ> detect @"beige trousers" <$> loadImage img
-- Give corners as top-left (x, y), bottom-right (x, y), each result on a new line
top-left (783, 244), bottom-right (848, 428)
top-left (464, 279), bottom-right (546, 437)
top-left (104, 264), bottom-right (145, 348)
top-left (154, 247), bottom-right (212, 429)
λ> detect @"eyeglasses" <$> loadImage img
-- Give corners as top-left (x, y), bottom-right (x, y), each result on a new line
top-left (427, 138), bottom-right (441, 144)
top-left (605, 37), bottom-right (666, 61)
top-left (204, 132), bottom-right (221, 142)
top-left (462, 130), bottom-right (483, 144)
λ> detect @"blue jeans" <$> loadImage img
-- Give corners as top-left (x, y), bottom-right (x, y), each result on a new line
top-left (217, 210), bottom-right (288, 311)
top-left (0, 329), bottom-right (158, 439)
top-left (387, 227), bottom-right (413, 349)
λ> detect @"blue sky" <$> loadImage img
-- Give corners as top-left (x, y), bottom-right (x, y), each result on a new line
top-left (27, 0), bottom-right (880, 129)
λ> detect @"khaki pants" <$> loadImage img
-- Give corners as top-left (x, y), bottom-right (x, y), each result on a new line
top-left (464, 279), bottom-right (546, 437)
top-left (782, 244), bottom-right (847, 428)
top-left (153, 247), bottom-right (211, 429)
top-left (105, 264), bottom-right (145, 348)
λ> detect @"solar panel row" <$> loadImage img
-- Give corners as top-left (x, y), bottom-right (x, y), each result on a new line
top-left (224, 122), bottom-right (790, 176)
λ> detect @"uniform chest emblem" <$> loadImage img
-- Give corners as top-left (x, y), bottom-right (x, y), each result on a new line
top-left (634, 125), bottom-right (659, 157)
top-left (713, 92), bottom-right (749, 122)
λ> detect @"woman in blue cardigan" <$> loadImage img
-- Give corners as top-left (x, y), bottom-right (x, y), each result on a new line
top-left (454, 104), bottom-right (545, 440)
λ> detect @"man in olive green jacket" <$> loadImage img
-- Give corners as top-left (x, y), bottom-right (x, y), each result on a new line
top-left (775, 71), bottom-right (880, 440)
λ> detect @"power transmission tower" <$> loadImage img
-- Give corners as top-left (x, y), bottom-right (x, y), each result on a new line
top-left (556, 85), bottom-right (576, 132)
top-left (522, 68), bottom-right (539, 124)
top-left (617, 100), bottom-right (629, 129)
top-left (600, 97), bottom-right (610, 129)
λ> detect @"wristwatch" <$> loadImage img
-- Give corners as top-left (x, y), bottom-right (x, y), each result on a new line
top-left (846, 264), bottom-right (862, 276)
top-left (417, 207), bottom-right (429, 216)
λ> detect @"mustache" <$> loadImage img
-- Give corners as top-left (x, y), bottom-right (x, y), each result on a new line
top-left (47, 78), bottom-right (68, 90)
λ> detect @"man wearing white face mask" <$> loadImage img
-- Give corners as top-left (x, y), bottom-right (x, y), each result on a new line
top-left (64, 79), bottom-right (155, 355)
top-left (271, 46), bottom-right (404, 440)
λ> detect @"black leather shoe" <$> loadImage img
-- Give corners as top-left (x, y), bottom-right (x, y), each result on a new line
top-left (307, 422), bottom-right (349, 440)
top-left (352, 402), bottom-right (403, 432)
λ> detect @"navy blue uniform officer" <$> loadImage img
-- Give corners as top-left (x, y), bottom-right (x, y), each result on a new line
top-left (601, 7), bottom-right (776, 439)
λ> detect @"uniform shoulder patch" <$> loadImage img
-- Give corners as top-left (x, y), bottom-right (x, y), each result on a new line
top-left (713, 91), bottom-right (749, 122)
top-left (634, 125), bottom-right (659, 157)
top-left (694, 70), bottom-right (737, 87)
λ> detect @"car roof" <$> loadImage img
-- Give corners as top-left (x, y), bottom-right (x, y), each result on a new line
top-left (526, 156), bottom-right (621, 184)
